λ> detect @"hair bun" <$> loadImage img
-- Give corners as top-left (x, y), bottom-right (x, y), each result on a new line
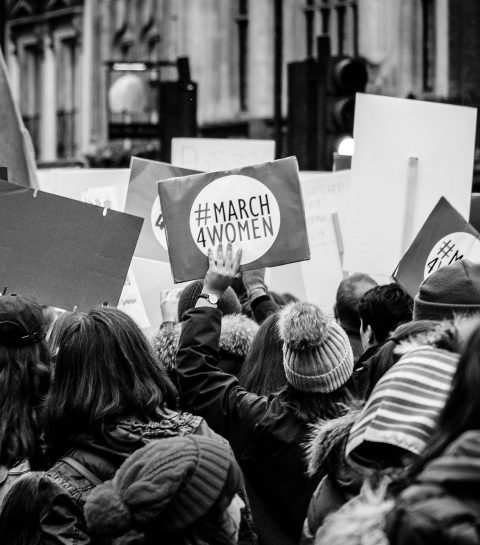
top-left (84, 481), bottom-right (132, 537)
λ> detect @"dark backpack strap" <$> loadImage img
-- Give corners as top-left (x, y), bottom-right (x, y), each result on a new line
top-left (62, 456), bottom-right (102, 486)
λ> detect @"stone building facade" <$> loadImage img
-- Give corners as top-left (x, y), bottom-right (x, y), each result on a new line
top-left (2, 0), bottom-right (478, 163)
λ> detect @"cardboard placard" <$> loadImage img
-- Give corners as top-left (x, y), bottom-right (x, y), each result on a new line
top-left (118, 268), bottom-right (151, 329)
top-left (159, 157), bottom-right (310, 283)
top-left (37, 168), bottom-right (130, 211)
top-left (344, 94), bottom-right (477, 276)
top-left (125, 157), bottom-right (200, 261)
top-left (171, 138), bottom-right (275, 172)
top-left (394, 197), bottom-right (480, 297)
top-left (0, 180), bottom-right (143, 311)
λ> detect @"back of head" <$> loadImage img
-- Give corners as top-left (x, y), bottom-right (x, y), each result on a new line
top-left (177, 280), bottom-right (241, 321)
top-left (278, 302), bottom-right (354, 394)
top-left (0, 295), bottom-right (50, 468)
top-left (238, 312), bottom-right (286, 395)
top-left (84, 436), bottom-right (241, 544)
top-left (414, 259), bottom-right (480, 321)
top-left (358, 283), bottom-right (413, 344)
top-left (346, 344), bottom-right (459, 471)
top-left (335, 273), bottom-right (378, 332)
top-left (44, 306), bottom-right (177, 450)
top-left (0, 471), bottom-right (44, 545)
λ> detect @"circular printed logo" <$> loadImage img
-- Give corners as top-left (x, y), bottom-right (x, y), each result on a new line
top-left (150, 196), bottom-right (169, 251)
top-left (189, 175), bottom-right (281, 265)
top-left (424, 232), bottom-right (480, 279)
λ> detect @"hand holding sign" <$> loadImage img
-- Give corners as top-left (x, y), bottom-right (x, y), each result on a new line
top-left (203, 243), bottom-right (242, 298)
top-left (160, 287), bottom-right (182, 323)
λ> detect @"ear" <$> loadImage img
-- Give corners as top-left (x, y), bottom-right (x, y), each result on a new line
top-left (360, 319), bottom-right (374, 349)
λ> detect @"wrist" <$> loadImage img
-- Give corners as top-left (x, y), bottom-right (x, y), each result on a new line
top-left (201, 286), bottom-right (224, 299)
top-left (249, 286), bottom-right (267, 301)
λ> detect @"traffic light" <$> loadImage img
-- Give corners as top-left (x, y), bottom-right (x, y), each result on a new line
top-left (326, 56), bottom-right (368, 166)
top-left (287, 37), bottom-right (368, 170)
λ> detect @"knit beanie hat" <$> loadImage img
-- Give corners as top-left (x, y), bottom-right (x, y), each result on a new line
top-left (278, 302), bottom-right (353, 393)
top-left (414, 260), bottom-right (480, 321)
top-left (84, 436), bottom-right (241, 539)
top-left (346, 345), bottom-right (459, 470)
top-left (177, 280), bottom-right (242, 321)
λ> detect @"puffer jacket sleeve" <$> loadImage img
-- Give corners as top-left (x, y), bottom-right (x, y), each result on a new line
top-left (176, 306), bottom-right (269, 456)
top-left (38, 475), bottom-right (91, 545)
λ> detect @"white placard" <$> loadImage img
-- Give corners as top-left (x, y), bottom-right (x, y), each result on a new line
top-left (171, 138), bottom-right (275, 172)
top-left (343, 94), bottom-right (477, 276)
top-left (37, 168), bottom-right (130, 211)
top-left (118, 269), bottom-right (151, 330)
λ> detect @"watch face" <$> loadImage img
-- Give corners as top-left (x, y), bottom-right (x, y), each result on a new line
top-left (208, 294), bottom-right (219, 305)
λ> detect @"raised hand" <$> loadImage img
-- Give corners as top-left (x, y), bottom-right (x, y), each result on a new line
top-left (203, 243), bottom-right (242, 298)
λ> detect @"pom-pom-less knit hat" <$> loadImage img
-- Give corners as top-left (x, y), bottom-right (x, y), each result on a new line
top-left (278, 302), bottom-right (353, 393)
top-left (84, 436), bottom-right (241, 539)
top-left (177, 280), bottom-right (242, 321)
top-left (414, 259), bottom-right (480, 321)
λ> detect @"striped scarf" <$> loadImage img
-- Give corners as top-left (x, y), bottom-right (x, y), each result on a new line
top-left (346, 346), bottom-right (459, 467)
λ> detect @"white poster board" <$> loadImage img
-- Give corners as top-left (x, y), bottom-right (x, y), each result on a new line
top-left (343, 94), bottom-right (477, 276)
top-left (118, 269), bottom-right (151, 330)
top-left (37, 168), bottom-right (130, 211)
top-left (171, 138), bottom-right (276, 172)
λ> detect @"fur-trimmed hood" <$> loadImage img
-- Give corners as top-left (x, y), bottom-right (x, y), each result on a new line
top-left (152, 314), bottom-right (258, 372)
top-left (305, 407), bottom-right (363, 482)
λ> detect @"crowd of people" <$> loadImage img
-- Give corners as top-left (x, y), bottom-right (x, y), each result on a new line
top-left (1, 242), bottom-right (480, 545)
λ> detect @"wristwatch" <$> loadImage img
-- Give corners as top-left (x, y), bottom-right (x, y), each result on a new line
top-left (198, 293), bottom-right (219, 305)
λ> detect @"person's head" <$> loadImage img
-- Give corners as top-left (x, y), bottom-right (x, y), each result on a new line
top-left (358, 283), bottom-right (413, 349)
top-left (347, 344), bottom-right (459, 473)
top-left (84, 436), bottom-right (243, 545)
top-left (414, 259), bottom-right (480, 321)
top-left (177, 280), bottom-right (241, 321)
top-left (406, 321), bottom-right (480, 478)
top-left (356, 319), bottom-right (441, 399)
top-left (238, 312), bottom-right (287, 395)
top-left (276, 302), bottom-right (355, 421)
top-left (0, 295), bottom-right (51, 468)
top-left (43, 306), bottom-right (177, 451)
top-left (334, 273), bottom-right (378, 332)
top-left (0, 471), bottom-right (44, 545)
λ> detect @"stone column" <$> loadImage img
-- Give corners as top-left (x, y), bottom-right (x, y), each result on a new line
top-left (40, 32), bottom-right (57, 161)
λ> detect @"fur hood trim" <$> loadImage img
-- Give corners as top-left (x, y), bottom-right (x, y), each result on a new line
top-left (305, 406), bottom-right (363, 477)
top-left (394, 320), bottom-right (460, 357)
top-left (315, 479), bottom-right (394, 545)
top-left (152, 314), bottom-right (258, 371)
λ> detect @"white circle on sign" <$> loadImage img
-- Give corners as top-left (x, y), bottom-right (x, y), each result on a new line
top-left (424, 232), bottom-right (480, 279)
top-left (150, 196), bottom-right (169, 251)
top-left (189, 174), bottom-right (281, 265)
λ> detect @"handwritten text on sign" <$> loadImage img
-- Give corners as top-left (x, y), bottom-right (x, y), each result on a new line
top-left (189, 175), bottom-right (281, 265)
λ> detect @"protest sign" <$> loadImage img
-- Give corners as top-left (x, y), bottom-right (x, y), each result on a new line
top-left (37, 168), bottom-right (129, 211)
top-left (343, 94), bottom-right (477, 276)
top-left (118, 268), bottom-right (151, 329)
top-left (0, 180), bottom-right (143, 311)
top-left (125, 157), bottom-right (200, 261)
top-left (0, 49), bottom-right (38, 188)
top-left (171, 138), bottom-right (275, 172)
top-left (158, 157), bottom-right (310, 283)
top-left (394, 197), bottom-right (480, 297)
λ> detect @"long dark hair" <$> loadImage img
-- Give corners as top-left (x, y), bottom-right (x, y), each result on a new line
top-left (43, 307), bottom-right (178, 452)
top-left (238, 312), bottom-right (286, 395)
top-left (398, 322), bottom-right (480, 486)
top-left (0, 471), bottom-right (44, 545)
top-left (0, 341), bottom-right (50, 468)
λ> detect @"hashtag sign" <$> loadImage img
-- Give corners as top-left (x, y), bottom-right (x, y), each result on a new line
top-left (194, 202), bottom-right (211, 227)
top-left (437, 239), bottom-right (455, 259)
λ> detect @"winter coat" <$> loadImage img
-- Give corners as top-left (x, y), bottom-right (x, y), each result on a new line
top-left (0, 460), bottom-right (30, 508)
top-left (301, 409), bottom-right (363, 545)
top-left (153, 313), bottom-right (259, 377)
top-left (175, 307), bottom-right (325, 545)
top-left (385, 430), bottom-right (480, 545)
top-left (35, 410), bottom-right (256, 545)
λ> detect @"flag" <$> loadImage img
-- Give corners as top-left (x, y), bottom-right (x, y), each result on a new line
top-left (394, 197), bottom-right (480, 297)
top-left (0, 48), bottom-right (38, 187)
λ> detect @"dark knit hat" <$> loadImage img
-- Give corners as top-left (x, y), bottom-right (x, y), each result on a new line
top-left (414, 260), bottom-right (480, 321)
top-left (177, 280), bottom-right (242, 321)
top-left (84, 436), bottom-right (241, 538)
top-left (278, 302), bottom-right (353, 393)
top-left (0, 295), bottom-right (46, 345)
